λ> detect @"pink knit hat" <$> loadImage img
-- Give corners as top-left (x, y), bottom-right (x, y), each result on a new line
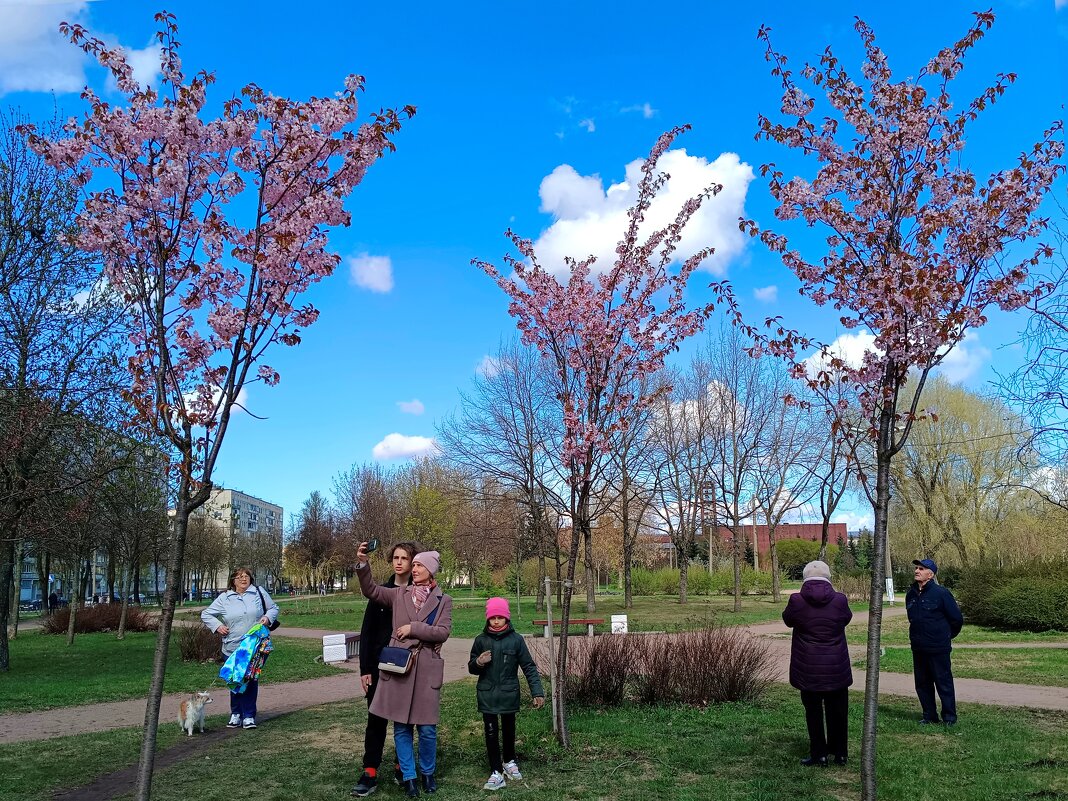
top-left (413, 550), bottom-right (440, 576)
top-left (486, 597), bottom-right (510, 620)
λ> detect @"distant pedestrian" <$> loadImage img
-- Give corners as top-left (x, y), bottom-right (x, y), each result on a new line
top-left (906, 558), bottom-right (963, 725)
top-left (468, 597), bottom-right (545, 790)
top-left (47, 592), bottom-right (58, 615)
top-left (350, 541), bottom-right (418, 798)
top-left (782, 560), bottom-right (853, 767)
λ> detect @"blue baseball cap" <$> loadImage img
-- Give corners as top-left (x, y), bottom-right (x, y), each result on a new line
top-left (912, 558), bottom-right (938, 573)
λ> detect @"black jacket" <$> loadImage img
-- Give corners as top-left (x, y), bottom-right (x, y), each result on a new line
top-left (468, 623), bottom-right (544, 714)
top-left (905, 580), bottom-right (963, 653)
top-left (358, 573), bottom-right (409, 675)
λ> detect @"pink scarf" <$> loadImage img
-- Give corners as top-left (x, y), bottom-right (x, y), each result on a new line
top-left (411, 580), bottom-right (437, 612)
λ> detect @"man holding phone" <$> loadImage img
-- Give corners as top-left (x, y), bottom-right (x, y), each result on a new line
top-left (352, 540), bottom-right (420, 797)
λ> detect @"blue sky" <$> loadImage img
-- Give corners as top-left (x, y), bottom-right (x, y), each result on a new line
top-left (2, 0), bottom-right (1065, 531)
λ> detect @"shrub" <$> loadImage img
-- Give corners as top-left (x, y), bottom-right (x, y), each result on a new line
top-left (177, 625), bottom-right (224, 662)
top-left (40, 603), bottom-right (157, 635)
top-left (775, 538), bottom-right (821, 579)
top-left (685, 566), bottom-right (712, 596)
top-left (630, 567), bottom-right (659, 596)
top-left (957, 561), bottom-right (1068, 631)
top-left (835, 571), bottom-right (871, 602)
top-left (529, 626), bottom-right (775, 708)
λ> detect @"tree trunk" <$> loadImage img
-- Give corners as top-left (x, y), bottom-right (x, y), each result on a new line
top-left (68, 558), bottom-right (91, 647)
top-left (679, 547), bottom-right (689, 604)
top-left (536, 553), bottom-right (545, 613)
top-left (584, 524), bottom-right (596, 614)
top-left (818, 518), bottom-right (830, 562)
top-left (118, 566), bottom-right (130, 640)
top-left (731, 522), bottom-right (742, 613)
top-left (135, 468), bottom-right (200, 801)
top-left (860, 418), bottom-right (892, 801)
top-left (8, 538), bottom-right (23, 640)
top-left (0, 529), bottom-right (16, 671)
top-left (769, 524), bottom-right (781, 603)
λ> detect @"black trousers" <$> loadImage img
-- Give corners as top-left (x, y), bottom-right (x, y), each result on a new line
top-left (483, 713), bottom-right (517, 773)
top-left (362, 674), bottom-right (390, 771)
top-left (912, 649), bottom-right (957, 723)
top-left (799, 688), bottom-right (849, 760)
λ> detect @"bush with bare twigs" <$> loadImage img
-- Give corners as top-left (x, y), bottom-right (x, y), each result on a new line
top-left (177, 625), bottom-right (224, 662)
top-left (41, 604), bottom-right (157, 634)
top-left (530, 626), bottom-right (775, 708)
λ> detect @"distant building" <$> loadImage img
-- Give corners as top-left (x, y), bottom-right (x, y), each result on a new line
top-left (712, 522), bottom-right (849, 558)
top-left (182, 487), bottom-right (284, 592)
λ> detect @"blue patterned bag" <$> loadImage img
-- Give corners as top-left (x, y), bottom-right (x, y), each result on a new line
top-left (219, 623), bottom-right (273, 693)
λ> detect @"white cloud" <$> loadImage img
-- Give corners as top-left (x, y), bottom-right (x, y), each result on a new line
top-left (579, 118), bottom-right (595, 133)
top-left (532, 148), bottom-right (754, 278)
top-left (476, 355), bottom-right (502, 378)
top-left (753, 285), bottom-right (778, 303)
top-left (124, 42), bottom-right (162, 88)
top-left (372, 433), bottom-right (438, 461)
top-left (0, 0), bottom-right (90, 95)
top-left (397, 399), bottom-right (425, 415)
top-left (934, 331), bottom-right (990, 385)
top-left (802, 330), bottom-right (880, 378)
top-left (621, 102), bottom-right (657, 119)
top-left (832, 509), bottom-right (874, 532)
top-left (347, 253), bottom-right (393, 293)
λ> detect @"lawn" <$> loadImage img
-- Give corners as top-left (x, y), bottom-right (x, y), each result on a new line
top-left (856, 646), bottom-right (1068, 688)
top-left (244, 591), bottom-right (863, 637)
top-left (0, 631), bottom-right (345, 713)
top-left (847, 612), bottom-right (1068, 648)
top-left (2, 682), bottom-right (1065, 801)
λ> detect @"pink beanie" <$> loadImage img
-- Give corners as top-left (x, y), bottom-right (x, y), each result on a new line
top-left (413, 550), bottom-right (440, 576)
top-left (486, 597), bottom-right (510, 620)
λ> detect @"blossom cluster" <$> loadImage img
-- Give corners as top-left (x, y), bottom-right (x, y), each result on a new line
top-left (24, 13), bottom-right (412, 455)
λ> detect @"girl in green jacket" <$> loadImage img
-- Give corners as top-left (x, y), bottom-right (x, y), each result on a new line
top-left (468, 597), bottom-right (545, 790)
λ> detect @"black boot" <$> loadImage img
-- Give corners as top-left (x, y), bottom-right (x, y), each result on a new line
top-left (800, 756), bottom-right (828, 767)
top-left (421, 774), bottom-right (437, 793)
top-left (403, 778), bottom-right (420, 798)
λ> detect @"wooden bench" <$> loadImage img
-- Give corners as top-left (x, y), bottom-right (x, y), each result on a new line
top-left (531, 618), bottom-right (605, 638)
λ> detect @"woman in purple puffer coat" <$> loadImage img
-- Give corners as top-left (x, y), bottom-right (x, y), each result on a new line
top-left (782, 560), bottom-right (853, 767)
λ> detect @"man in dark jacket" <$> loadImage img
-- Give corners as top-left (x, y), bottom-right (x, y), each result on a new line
top-left (906, 558), bottom-right (963, 725)
top-left (352, 541), bottom-right (418, 798)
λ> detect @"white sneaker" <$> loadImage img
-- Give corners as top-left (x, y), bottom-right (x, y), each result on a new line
top-left (502, 760), bottom-right (522, 780)
top-left (242, 717), bottom-right (256, 729)
top-left (226, 714), bottom-right (241, 728)
top-left (482, 771), bottom-right (506, 790)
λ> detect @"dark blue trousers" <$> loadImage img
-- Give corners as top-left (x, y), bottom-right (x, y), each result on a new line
top-left (912, 649), bottom-right (956, 723)
top-left (230, 679), bottom-right (259, 719)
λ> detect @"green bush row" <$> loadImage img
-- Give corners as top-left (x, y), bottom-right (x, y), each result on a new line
top-left (630, 566), bottom-right (778, 596)
top-left (955, 561), bottom-right (1068, 632)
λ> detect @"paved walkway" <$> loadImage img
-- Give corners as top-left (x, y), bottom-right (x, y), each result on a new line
top-left (2, 609), bottom-right (1066, 747)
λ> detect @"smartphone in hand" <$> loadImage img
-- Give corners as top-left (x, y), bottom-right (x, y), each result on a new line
top-left (366, 538), bottom-right (379, 554)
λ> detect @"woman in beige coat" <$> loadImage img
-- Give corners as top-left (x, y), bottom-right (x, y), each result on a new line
top-left (355, 542), bottom-right (452, 796)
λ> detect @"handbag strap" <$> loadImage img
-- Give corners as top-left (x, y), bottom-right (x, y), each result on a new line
top-left (255, 586), bottom-right (270, 617)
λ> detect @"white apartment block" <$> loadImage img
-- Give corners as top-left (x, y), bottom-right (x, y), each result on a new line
top-left (190, 487), bottom-right (284, 591)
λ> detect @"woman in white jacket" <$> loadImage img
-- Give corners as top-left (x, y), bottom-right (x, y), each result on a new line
top-left (201, 567), bottom-right (278, 728)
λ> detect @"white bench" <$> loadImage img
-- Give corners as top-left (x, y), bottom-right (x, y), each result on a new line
top-left (322, 632), bottom-right (359, 663)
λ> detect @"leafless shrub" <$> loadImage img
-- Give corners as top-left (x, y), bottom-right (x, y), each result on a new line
top-left (835, 572), bottom-right (871, 602)
top-left (526, 626), bottom-right (775, 708)
top-left (41, 604), bottom-right (157, 634)
top-left (177, 625), bottom-right (224, 662)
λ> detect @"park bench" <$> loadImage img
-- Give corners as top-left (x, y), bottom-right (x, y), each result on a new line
top-left (322, 632), bottom-right (359, 663)
top-left (531, 618), bottom-right (605, 638)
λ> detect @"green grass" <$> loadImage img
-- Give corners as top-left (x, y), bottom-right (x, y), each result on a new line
top-left (238, 591), bottom-right (855, 637)
top-left (848, 613), bottom-right (1068, 647)
top-left (856, 646), bottom-right (1068, 688)
top-left (0, 631), bottom-right (344, 713)
top-left (3, 682), bottom-right (1065, 801)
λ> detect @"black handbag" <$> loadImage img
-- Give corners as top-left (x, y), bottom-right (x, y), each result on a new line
top-left (378, 599), bottom-right (439, 674)
top-left (256, 586), bottom-right (280, 631)
top-left (378, 646), bottom-right (415, 674)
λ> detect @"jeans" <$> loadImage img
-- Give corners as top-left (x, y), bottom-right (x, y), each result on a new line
top-left (799, 688), bottom-right (849, 760)
top-left (394, 723), bottom-right (437, 780)
top-left (229, 679), bottom-right (258, 719)
top-left (483, 713), bottom-right (517, 772)
top-left (912, 649), bottom-right (957, 722)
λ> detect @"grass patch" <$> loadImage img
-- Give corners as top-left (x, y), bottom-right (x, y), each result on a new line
top-left (5, 683), bottom-right (1066, 801)
top-left (235, 592), bottom-right (851, 637)
top-left (849, 614), bottom-right (1068, 647)
top-left (856, 647), bottom-right (1068, 688)
top-left (0, 631), bottom-right (344, 713)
